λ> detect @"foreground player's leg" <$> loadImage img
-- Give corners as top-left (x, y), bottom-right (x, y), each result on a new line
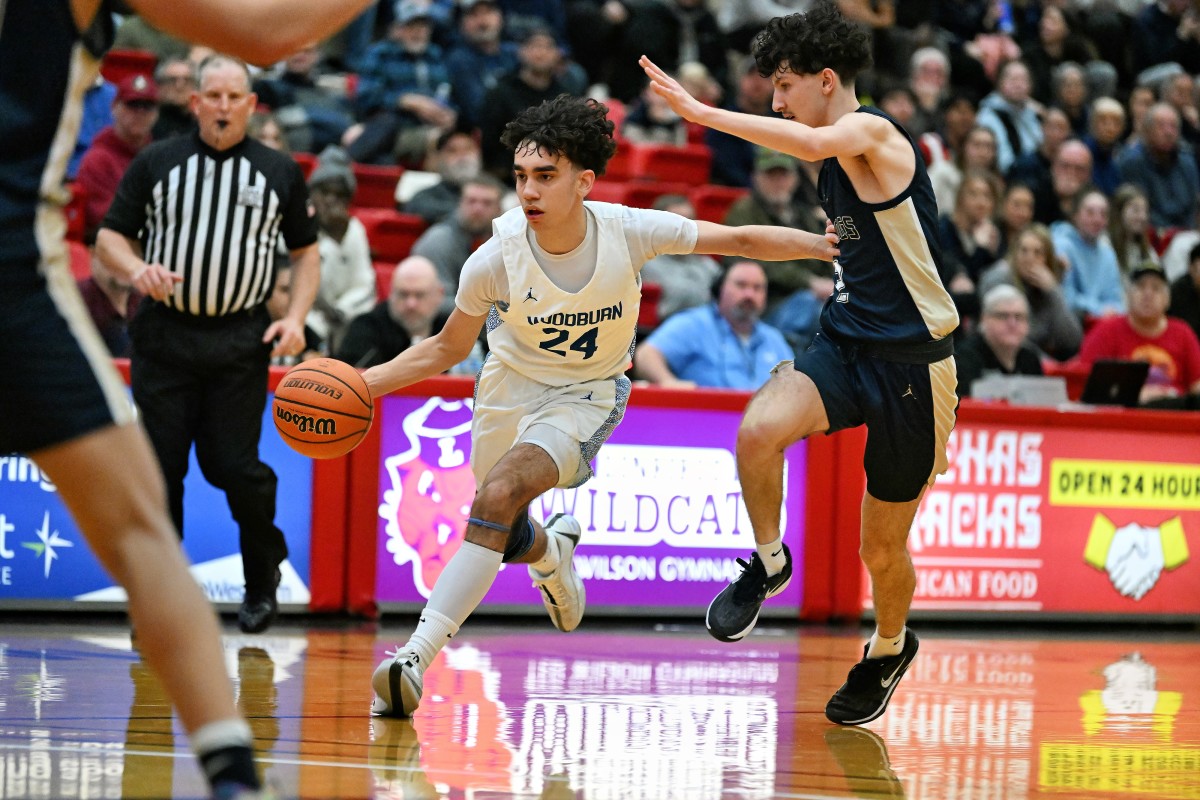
top-left (707, 367), bottom-right (825, 641)
top-left (36, 424), bottom-right (266, 797)
top-left (372, 444), bottom-right (583, 717)
top-left (826, 491), bottom-right (922, 726)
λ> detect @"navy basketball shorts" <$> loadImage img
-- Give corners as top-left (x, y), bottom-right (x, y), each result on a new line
top-left (0, 268), bottom-right (133, 454)
top-left (794, 332), bottom-right (958, 503)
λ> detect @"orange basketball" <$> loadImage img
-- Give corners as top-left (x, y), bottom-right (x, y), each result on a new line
top-left (273, 358), bottom-right (374, 459)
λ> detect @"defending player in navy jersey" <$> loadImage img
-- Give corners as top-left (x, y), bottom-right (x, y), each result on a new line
top-left (1, 1), bottom-right (374, 797)
top-left (364, 94), bottom-right (839, 719)
top-left (642, 3), bottom-right (958, 726)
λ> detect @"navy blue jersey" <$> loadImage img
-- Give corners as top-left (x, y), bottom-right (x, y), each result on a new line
top-left (817, 105), bottom-right (958, 344)
top-left (0, 0), bottom-right (113, 266)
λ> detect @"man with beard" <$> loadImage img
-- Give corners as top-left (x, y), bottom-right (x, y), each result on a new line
top-left (403, 127), bottom-right (484, 224)
top-left (634, 260), bottom-right (792, 389)
top-left (411, 174), bottom-right (507, 314)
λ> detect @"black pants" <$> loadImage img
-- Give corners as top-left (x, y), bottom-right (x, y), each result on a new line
top-left (130, 302), bottom-right (287, 595)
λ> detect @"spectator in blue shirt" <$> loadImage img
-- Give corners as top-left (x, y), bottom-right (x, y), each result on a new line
top-left (634, 260), bottom-right (793, 390)
top-left (1052, 186), bottom-right (1126, 320)
top-left (445, 0), bottom-right (521, 129)
top-left (346, 0), bottom-right (458, 165)
top-left (1117, 102), bottom-right (1200, 231)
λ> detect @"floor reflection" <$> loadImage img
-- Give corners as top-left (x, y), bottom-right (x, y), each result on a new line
top-left (0, 622), bottom-right (1196, 799)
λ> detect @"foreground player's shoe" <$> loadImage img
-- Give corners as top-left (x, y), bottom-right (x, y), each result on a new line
top-left (826, 630), bottom-right (920, 726)
top-left (371, 645), bottom-right (424, 718)
top-left (530, 514), bottom-right (585, 632)
top-left (705, 543), bottom-right (792, 642)
top-left (824, 727), bottom-right (906, 798)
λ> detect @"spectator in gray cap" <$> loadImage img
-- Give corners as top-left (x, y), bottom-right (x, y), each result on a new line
top-left (306, 146), bottom-right (378, 351)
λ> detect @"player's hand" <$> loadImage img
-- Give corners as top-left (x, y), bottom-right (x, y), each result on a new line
top-left (639, 55), bottom-right (707, 123)
top-left (264, 317), bottom-right (306, 359)
top-left (132, 262), bottom-right (183, 301)
top-left (809, 220), bottom-right (840, 261)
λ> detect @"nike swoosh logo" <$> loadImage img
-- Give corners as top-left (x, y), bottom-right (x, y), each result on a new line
top-left (771, 548), bottom-right (782, 557)
top-left (880, 661), bottom-right (905, 688)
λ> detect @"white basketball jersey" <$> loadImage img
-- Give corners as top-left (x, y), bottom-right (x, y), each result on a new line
top-left (487, 202), bottom-right (642, 386)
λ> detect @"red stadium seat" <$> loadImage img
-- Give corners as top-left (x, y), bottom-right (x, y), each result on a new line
top-left (628, 142), bottom-right (712, 184)
top-left (354, 208), bottom-right (428, 262)
top-left (587, 180), bottom-right (690, 209)
top-left (373, 260), bottom-right (396, 302)
top-left (638, 281), bottom-right (662, 332)
top-left (604, 139), bottom-right (636, 181)
top-left (99, 49), bottom-right (158, 87)
top-left (68, 240), bottom-right (92, 281)
top-left (351, 163), bottom-right (404, 208)
top-left (64, 183), bottom-right (87, 242)
top-left (688, 185), bottom-right (749, 223)
top-left (292, 152), bottom-right (319, 180)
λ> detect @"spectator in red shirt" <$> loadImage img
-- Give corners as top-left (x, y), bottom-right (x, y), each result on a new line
top-left (75, 74), bottom-right (159, 242)
top-left (1078, 261), bottom-right (1200, 407)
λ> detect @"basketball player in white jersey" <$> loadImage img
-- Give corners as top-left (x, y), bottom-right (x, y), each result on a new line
top-left (365, 94), bottom-right (840, 717)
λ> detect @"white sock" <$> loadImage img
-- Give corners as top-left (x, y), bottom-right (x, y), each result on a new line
top-left (406, 608), bottom-right (459, 668)
top-left (528, 524), bottom-right (561, 576)
top-left (867, 627), bottom-right (906, 659)
top-left (401, 541), bottom-right (501, 667)
top-left (756, 536), bottom-right (787, 576)
top-left (190, 718), bottom-right (253, 756)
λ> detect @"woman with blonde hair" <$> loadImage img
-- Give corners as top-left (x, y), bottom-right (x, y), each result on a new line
top-left (979, 223), bottom-right (1083, 360)
top-left (1108, 183), bottom-right (1159, 275)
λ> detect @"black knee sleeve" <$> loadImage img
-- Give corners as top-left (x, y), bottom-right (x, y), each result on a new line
top-left (502, 510), bottom-right (533, 563)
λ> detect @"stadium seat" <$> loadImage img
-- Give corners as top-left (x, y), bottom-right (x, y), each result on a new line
top-left (292, 152), bottom-right (319, 180)
top-left (373, 260), bottom-right (395, 302)
top-left (68, 240), bottom-right (91, 281)
top-left (354, 208), bottom-right (428, 262)
top-left (99, 49), bottom-right (158, 86)
top-left (638, 281), bottom-right (663, 332)
top-left (628, 142), bottom-right (712, 184)
top-left (64, 183), bottom-right (87, 242)
top-left (604, 139), bottom-right (636, 181)
top-left (688, 185), bottom-right (749, 223)
top-left (351, 163), bottom-right (404, 208)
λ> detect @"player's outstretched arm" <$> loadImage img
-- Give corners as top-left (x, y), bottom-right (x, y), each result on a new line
top-left (639, 55), bottom-right (879, 163)
top-left (362, 308), bottom-right (486, 397)
top-left (693, 221), bottom-right (839, 263)
top-left (74, 0), bottom-right (375, 65)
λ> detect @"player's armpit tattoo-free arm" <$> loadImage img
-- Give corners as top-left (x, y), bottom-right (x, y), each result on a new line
top-left (693, 221), bottom-right (839, 263)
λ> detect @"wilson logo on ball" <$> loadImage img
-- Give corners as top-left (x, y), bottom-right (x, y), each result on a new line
top-left (275, 406), bottom-right (338, 435)
top-left (272, 358), bottom-right (374, 459)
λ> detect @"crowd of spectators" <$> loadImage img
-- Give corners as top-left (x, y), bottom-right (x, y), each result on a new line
top-left (66, 0), bottom-right (1200, 404)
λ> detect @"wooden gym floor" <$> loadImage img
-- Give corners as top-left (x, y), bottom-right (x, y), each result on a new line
top-left (0, 615), bottom-right (1197, 799)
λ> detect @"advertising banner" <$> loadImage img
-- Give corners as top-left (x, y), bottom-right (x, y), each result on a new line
top-left (0, 399), bottom-right (314, 608)
top-left (862, 421), bottom-right (1199, 616)
top-left (372, 394), bottom-right (806, 612)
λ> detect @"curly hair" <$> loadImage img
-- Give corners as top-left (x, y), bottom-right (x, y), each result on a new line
top-left (499, 94), bottom-right (617, 176)
top-left (752, 2), bottom-right (872, 85)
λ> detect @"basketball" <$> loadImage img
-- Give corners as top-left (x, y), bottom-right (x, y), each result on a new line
top-left (273, 358), bottom-right (374, 459)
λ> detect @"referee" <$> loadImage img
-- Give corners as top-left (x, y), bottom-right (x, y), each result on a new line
top-left (97, 54), bottom-right (319, 634)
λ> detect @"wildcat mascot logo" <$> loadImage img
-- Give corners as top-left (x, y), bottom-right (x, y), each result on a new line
top-left (380, 398), bottom-right (476, 597)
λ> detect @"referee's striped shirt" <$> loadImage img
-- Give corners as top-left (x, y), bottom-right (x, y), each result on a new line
top-left (102, 133), bottom-right (317, 317)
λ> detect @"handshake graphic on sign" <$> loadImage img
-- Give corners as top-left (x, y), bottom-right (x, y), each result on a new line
top-left (1084, 515), bottom-right (1190, 601)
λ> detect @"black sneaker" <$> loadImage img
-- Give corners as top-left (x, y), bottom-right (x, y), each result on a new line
top-left (826, 629), bottom-right (920, 726)
top-left (705, 543), bottom-right (792, 642)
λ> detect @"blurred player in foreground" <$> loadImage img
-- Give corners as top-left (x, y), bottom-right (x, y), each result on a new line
top-left (0, 0), bottom-right (373, 796)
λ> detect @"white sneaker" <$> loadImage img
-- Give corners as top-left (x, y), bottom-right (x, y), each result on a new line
top-left (370, 646), bottom-right (424, 717)
top-left (529, 514), bottom-right (585, 632)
